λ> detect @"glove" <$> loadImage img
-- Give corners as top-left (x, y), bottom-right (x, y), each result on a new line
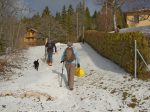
top-left (54, 52), bottom-right (57, 54)
top-left (61, 61), bottom-right (64, 63)
top-left (77, 63), bottom-right (80, 68)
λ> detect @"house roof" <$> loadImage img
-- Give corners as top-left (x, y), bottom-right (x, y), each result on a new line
top-left (26, 27), bottom-right (47, 38)
top-left (110, 25), bottom-right (150, 37)
top-left (125, 9), bottom-right (150, 15)
top-left (26, 27), bottom-right (38, 32)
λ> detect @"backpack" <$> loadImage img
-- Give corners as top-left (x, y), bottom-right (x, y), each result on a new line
top-left (47, 42), bottom-right (53, 49)
top-left (46, 41), bottom-right (54, 52)
top-left (64, 47), bottom-right (76, 62)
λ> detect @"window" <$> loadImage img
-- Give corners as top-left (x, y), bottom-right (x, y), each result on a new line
top-left (134, 15), bottom-right (139, 23)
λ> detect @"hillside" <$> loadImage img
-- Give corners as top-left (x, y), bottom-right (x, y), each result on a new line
top-left (0, 43), bottom-right (150, 112)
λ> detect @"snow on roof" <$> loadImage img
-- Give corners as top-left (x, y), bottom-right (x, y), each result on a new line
top-left (126, 8), bottom-right (150, 13)
top-left (119, 25), bottom-right (150, 36)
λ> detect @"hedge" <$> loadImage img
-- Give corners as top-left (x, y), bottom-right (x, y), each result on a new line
top-left (85, 31), bottom-right (150, 79)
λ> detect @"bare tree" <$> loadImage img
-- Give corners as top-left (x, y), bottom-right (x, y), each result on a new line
top-left (0, 0), bottom-right (26, 55)
top-left (96, 0), bottom-right (128, 31)
top-left (96, 0), bottom-right (149, 31)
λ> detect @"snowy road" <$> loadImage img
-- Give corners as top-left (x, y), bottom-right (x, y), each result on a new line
top-left (0, 43), bottom-right (150, 112)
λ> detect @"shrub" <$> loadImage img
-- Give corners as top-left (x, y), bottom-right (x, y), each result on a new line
top-left (85, 31), bottom-right (150, 79)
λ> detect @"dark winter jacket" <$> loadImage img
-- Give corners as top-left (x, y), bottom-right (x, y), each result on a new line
top-left (45, 41), bottom-right (57, 53)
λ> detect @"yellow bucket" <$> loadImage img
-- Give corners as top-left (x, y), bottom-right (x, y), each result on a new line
top-left (75, 67), bottom-right (85, 77)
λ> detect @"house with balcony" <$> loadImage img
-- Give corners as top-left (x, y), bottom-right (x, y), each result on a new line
top-left (125, 9), bottom-right (150, 27)
top-left (24, 27), bottom-right (45, 45)
top-left (24, 28), bottom-right (38, 43)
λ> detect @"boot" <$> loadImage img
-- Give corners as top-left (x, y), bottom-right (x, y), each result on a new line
top-left (70, 88), bottom-right (73, 91)
top-left (48, 61), bottom-right (52, 66)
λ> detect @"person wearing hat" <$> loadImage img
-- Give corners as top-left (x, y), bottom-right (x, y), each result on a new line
top-left (61, 42), bottom-right (80, 90)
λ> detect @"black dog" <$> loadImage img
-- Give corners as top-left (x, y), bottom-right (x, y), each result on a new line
top-left (33, 59), bottom-right (39, 71)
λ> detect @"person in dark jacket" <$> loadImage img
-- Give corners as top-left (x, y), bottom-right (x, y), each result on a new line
top-left (45, 38), bottom-right (57, 66)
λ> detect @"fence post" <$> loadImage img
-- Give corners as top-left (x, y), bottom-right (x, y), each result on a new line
top-left (134, 40), bottom-right (137, 78)
top-left (136, 49), bottom-right (150, 71)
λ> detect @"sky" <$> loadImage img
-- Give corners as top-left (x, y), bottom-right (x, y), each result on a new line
top-left (23, 0), bottom-right (100, 17)
top-left (20, 0), bottom-right (150, 18)
top-left (0, 43), bottom-right (150, 111)
top-left (122, 0), bottom-right (150, 12)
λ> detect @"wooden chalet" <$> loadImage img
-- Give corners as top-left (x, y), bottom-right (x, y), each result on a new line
top-left (24, 28), bottom-right (37, 43)
top-left (23, 28), bottom-right (45, 45)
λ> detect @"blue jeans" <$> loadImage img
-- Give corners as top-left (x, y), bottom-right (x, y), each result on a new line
top-left (48, 52), bottom-right (53, 62)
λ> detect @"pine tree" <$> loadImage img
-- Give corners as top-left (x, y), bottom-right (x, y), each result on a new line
top-left (92, 10), bottom-right (98, 29)
top-left (85, 7), bottom-right (92, 30)
top-left (116, 7), bottom-right (126, 28)
top-left (61, 5), bottom-right (67, 30)
top-left (66, 4), bottom-right (74, 35)
top-left (92, 11), bottom-right (98, 19)
top-left (42, 6), bottom-right (51, 17)
top-left (76, 1), bottom-right (84, 37)
top-left (55, 12), bottom-right (61, 21)
top-left (68, 4), bottom-right (74, 15)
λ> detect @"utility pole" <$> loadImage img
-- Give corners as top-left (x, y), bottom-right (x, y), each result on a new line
top-left (49, 25), bottom-right (50, 39)
top-left (0, 27), bottom-right (2, 39)
top-left (113, 0), bottom-right (117, 31)
top-left (105, 1), bottom-right (108, 32)
top-left (49, 18), bottom-right (51, 40)
top-left (82, 0), bottom-right (85, 42)
top-left (76, 12), bottom-right (79, 40)
top-left (49, 20), bottom-right (50, 38)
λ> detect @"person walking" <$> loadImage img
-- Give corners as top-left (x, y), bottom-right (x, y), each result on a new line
top-left (45, 38), bottom-right (57, 66)
top-left (61, 42), bottom-right (80, 90)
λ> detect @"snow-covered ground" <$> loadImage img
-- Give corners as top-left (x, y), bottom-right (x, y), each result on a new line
top-left (0, 43), bottom-right (150, 112)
